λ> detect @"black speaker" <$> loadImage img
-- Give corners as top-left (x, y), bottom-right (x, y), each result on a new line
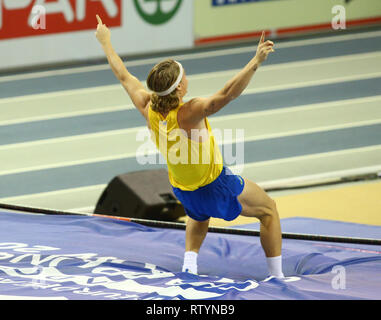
top-left (94, 169), bottom-right (186, 221)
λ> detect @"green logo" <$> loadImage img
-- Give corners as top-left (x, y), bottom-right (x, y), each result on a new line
top-left (133, 0), bottom-right (183, 25)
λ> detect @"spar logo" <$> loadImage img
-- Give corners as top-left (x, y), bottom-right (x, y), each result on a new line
top-left (0, 0), bottom-right (122, 40)
top-left (133, 0), bottom-right (183, 25)
top-left (0, 242), bottom-right (275, 300)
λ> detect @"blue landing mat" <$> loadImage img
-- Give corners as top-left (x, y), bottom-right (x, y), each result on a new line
top-left (0, 210), bottom-right (380, 300)
top-left (233, 217), bottom-right (381, 240)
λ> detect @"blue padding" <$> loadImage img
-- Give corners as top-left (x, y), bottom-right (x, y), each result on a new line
top-left (233, 217), bottom-right (381, 240)
top-left (0, 211), bottom-right (380, 300)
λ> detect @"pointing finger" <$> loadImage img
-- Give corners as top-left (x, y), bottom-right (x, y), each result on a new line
top-left (259, 31), bottom-right (265, 44)
top-left (96, 15), bottom-right (103, 25)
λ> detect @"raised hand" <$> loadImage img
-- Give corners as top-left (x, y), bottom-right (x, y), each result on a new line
top-left (255, 31), bottom-right (275, 63)
top-left (95, 14), bottom-right (111, 46)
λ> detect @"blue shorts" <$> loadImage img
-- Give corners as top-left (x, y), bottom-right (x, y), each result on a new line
top-left (172, 167), bottom-right (245, 222)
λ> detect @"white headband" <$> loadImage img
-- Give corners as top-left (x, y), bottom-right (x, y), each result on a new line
top-left (155, 61), bottom-right (184, 97)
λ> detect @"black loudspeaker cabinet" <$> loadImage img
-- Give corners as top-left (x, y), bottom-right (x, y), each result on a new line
top-left (94, 169), bottom-right (186, 222)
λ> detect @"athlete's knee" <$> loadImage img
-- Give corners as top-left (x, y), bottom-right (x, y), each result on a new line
top-left (258, 198), bottom-right (278, 220)
top-left (238, 187), bottom-right (279, 220)
top-left (270, 198), bottom-right (278, 214)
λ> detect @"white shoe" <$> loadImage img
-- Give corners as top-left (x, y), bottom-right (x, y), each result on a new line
top-left (182, 265), bottom-right (198, 275)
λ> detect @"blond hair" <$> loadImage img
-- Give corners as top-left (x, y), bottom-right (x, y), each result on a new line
top-left (147, 59), bottom-right (181, 114)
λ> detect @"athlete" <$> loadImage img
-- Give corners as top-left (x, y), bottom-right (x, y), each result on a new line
top-left (95, 15), bottom-right (284, 279)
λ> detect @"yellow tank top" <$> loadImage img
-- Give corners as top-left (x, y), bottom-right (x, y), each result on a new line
top-left (148, 103), bottom-right (223, 191)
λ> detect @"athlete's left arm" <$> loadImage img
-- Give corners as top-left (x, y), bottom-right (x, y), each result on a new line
top-left (95, 15), bottom-right (150, 119)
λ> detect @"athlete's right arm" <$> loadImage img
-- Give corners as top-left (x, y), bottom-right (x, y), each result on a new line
top-left (95, 15), bottom-right (150, 119)
top-left (183, 32), bottom-right (274, 125)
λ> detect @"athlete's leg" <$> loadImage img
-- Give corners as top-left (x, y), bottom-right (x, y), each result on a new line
top-left (182, 217), bottom-right (210, 274)
top-left (185, 216), bottom-right (210, 253)
top-left (238, 178), bottom-right (283, 275)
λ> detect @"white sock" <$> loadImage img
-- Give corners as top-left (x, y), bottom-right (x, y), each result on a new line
top-left (182, 251), bottom-right (198, 274)
top-left (266, 255), bottom-right (284, 278)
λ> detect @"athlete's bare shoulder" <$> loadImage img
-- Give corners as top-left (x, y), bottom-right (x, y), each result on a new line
top-left (178, 99), bottom-right (208, 132)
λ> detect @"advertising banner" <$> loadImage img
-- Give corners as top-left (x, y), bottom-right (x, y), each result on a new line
top-left (194, 0), bottom-right (381, 45)
top-left (0, 0), bottom-right (193, 71)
